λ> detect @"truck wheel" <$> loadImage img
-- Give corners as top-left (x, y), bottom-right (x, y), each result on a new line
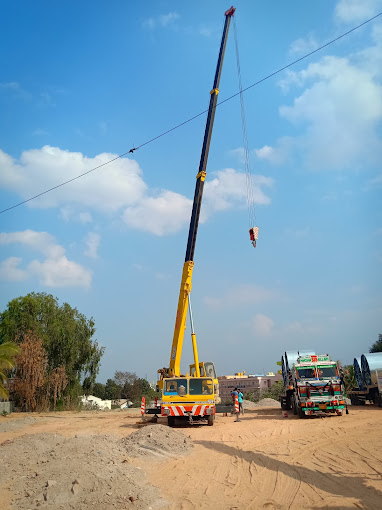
top-left (207, 414), bottom-right (215, 426)
top-left (298, 406), bottom-right (305, 419)
top-left (167, 416), bottom-right (175, 427)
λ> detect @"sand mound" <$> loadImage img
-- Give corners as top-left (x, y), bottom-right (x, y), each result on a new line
top-left (0, 433), bottom-right (165, 509)
top-left (0, 416), bottom-right (38, 433)
top-left (257, 398), bottom-right (280, 407)
top-left (120, 424), bottom-right (193, 458)
top-left (242, 399), bottom-right (259, 409)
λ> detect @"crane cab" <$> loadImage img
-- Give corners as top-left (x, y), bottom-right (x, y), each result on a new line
top-left (161, 376), bottom-right (216, 426)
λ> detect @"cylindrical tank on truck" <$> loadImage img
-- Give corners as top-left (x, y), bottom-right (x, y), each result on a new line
top-left (347, 353), bottom-right (382, 406)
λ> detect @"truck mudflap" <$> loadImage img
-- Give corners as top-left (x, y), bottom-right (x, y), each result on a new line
top-left (161, 404), bottom-right (215, 417)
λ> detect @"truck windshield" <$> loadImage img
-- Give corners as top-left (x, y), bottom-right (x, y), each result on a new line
top-left (164, 379), bottom-right (188, 396)
top-left (189, 378), bottom-right (213, 395)
top-left (296, 367), bottom-right (316, 379)
top-left (317, 366), bottom-right (338, 379)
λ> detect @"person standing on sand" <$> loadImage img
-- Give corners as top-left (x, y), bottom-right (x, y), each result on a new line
top-left (237, 388), bottom-right (244, 414)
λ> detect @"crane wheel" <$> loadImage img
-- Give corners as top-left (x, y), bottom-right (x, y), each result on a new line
top-left (167, 416), bottom-right (175, 427)
top-left (207, 414), bottom-right (215, 426)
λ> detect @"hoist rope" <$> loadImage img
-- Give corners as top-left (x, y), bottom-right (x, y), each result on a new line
top-left (233, 16), bottom-right (257, 230)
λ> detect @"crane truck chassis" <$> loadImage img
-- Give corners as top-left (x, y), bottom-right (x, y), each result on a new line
top-left (279, 353), bottom-right (346, 418)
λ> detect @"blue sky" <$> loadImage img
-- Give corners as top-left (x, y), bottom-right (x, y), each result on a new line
top-left (0, 0), bottom-right (381, 383)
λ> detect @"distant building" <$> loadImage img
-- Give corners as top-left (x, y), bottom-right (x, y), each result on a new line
top-left (81, 395), bottom-right (112, 410)
top-left (218, 372), bottom-right (282, 400)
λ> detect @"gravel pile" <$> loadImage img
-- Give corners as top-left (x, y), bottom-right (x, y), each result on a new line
top-left (257, 398), bottom-right (280, 408)
top-left (0, 416), bottom-right (38, 433)
top-left (0, 433), bottom-right (166, 509)
top-left (242, 399), bottom-right (259, 409)
top-left (120, 424), bottom-right (193, 458)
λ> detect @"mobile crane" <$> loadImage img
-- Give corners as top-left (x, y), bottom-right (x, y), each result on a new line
top-left (157, 6), bottom-right (236, 426)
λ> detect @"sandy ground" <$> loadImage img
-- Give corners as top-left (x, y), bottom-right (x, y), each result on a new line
top-left (0, 405), bottom-right (381, 509)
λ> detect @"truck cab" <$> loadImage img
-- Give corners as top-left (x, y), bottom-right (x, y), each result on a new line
top-left (161, 376), bottom-right (216, 426)
top-left (293, 355), bottom-right (346, 417)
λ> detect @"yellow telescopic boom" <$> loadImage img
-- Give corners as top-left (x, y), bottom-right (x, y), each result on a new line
top-left (162, 7), bottom-right (236, 380)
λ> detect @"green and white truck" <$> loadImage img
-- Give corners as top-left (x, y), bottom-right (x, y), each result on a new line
top-left (280, 352), bottom-right (346, 418)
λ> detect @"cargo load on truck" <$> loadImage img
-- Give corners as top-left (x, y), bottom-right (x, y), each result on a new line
top-left (347, 353), bottom-right (382, 406)
top-left (279, 352), bottom-right (346, 418)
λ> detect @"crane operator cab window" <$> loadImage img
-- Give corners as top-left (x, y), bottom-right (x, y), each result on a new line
top-left (164, 379), bottom-right (188, 396)
top-left (189, 378), bottom-right (213, 395)
top-left (296, 367), bottom-right (317, 380)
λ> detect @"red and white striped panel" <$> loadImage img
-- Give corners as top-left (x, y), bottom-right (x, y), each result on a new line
top-left (162, 405), bottom-right (215, 417)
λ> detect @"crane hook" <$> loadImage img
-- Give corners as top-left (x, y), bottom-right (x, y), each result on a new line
top-left (249, 227), bottom-right (259, 248)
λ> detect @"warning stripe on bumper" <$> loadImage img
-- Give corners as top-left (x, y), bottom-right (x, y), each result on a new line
top-left (162, 405), bottom-right (214, 417)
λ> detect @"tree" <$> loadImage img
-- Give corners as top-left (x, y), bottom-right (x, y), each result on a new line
top-left (104, 379), bottom-right (122, 400)
top-left (0, 293), bottom-right (105, 402)
top-left (92, 382), bottom-right (106, 400)
top-left (0, 341), bottom-right (20, 399)
top-left (341, 365), bottom-right (357, 393)
top-left (260, 381), bottom-right (284, 401)
top-left (114, 371), bottom-right (137, 387)
top-left (370, 333), bottom-right (382, 353)
top-left (123, 377), bottom-right (156, 403)
top-left (13, 333), bottom-right (47, 411)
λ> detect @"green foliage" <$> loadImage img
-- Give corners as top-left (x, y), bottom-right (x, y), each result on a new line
top-left (258, 381), bottom-right (284, 401)
top-left (370, 333), bottom-right (382, 353)
top-left (0, 293), bottom-right (104, 405)
top-left (92, 372), bottom-right (156, 405)
top-left (341, 365), bottom-right (357, 393)
top-left (124, 377), bottom-right (156, 402)
top-left (0, 341), bottom-right (20, 399)
top-left (92, 382), bottom-right (106, 400)
top-left (104, 379), bottom-right (122, 400)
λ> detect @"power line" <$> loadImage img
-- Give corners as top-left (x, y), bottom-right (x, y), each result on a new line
top-left (1, 11), bottom-right (381, 216)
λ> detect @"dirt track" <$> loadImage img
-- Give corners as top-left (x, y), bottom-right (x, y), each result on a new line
top-left (1, 406), bottom-right (381, 509)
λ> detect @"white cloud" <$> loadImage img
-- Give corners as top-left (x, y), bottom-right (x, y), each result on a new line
top-left (253, 314), bottom-right (274, 337)
top-left (79, 212), bottom-right (92, 224)
top-left (122, 190), bottom-right (192, 236)
top-left (289, 34), bottom-right (318, 56)
top-left (60, 207), bottom-right (93, 224)
top-left (278, 55), bottom-right (382, 170)
top-left (143, 12), bottom-right (179, 29)
top-left (204, 284), bottom-right (277, 309)
top-left (255, 145), bottom-right (275, 160)
top-left (0, 145), bottom-right (147, 212)
top-left (204, 168), bottom-right (274, 214)
top-left (84, 232), bottom-right (100, 259)
top-left (335, 0), bottom-right (382, 23)
top-left (0, 257), bottom-right (27, 281)
top-left (0, 230), bottom-right (92, 288)
top-left (0, 146), bottom-right (273, 237)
